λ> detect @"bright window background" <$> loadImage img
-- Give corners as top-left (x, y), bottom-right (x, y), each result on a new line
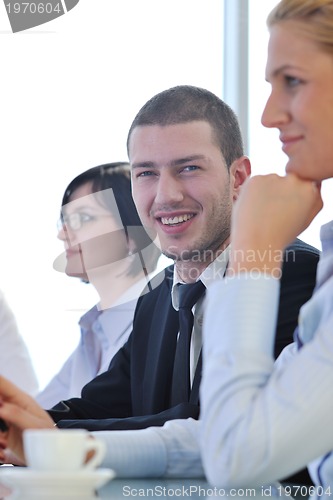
top-left (0, 0), bottom-right (223, 389)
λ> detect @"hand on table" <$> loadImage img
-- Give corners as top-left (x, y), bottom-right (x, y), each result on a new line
top-left (0, 376), bottom-right (55, 464)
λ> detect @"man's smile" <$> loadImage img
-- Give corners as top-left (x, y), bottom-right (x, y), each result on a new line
top-left (160, 214), bottom-right (194, 226)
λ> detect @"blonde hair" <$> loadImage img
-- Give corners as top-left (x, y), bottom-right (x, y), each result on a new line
top-left (268, 0), bottom-right (333, 54)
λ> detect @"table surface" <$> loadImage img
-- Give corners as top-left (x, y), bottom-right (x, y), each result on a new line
top-left (0, 466), bottom-right (310, 500)
top-left (98, 478), bottom-right (306, 500)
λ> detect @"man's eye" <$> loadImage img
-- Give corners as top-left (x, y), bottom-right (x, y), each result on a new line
top-left (182, 165), bottom-right (199, 172)
top-left (137, 171), bottom-right (154, 177)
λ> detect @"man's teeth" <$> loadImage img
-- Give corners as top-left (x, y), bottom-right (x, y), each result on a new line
top-left (161, 214), bottom-right (193, 225)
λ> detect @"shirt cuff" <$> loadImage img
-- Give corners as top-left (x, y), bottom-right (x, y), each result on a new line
top-left (92, 428), bottom-right (167, 477)
top-left (152, 419), bottom-right (204, 478)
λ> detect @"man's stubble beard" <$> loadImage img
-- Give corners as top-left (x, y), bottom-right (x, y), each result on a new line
top-left (161, 225), bottom-right (231, 264)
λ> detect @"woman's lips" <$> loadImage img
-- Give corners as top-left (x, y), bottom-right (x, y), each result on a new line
top-left (280, 135), bottom-right (303, 153)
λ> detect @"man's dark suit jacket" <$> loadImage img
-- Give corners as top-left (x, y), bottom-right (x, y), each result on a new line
top-left (50, 239), bottom-right (319, 430)
top-left (49, 239), bottom-right (319, 484)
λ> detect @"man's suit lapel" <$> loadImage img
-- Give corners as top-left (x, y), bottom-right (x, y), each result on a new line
top-left (142, 268), bottom-right (179, 413)
top-left (138, 265), bottom-right (203, 413)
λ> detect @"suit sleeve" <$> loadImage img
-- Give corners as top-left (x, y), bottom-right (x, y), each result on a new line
top-left (48, 335), bottom-right (133, 423)
top-left (274, 240), bottom-right (319, 358)
top-left (55, 403), bottom-right (199, 430)
top-left (46, 266), bottom-right (199, 430)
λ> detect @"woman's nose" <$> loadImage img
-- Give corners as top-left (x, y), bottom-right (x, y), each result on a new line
top-left (57, 223), bottom-right (76, 246)
top-left (57, 224), bottom-right (66, 241)
top-left (261, 88), bottom-right (289, 129)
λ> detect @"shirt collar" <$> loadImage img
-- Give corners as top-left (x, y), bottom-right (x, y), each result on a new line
top-left (79, 304), bottom-right (102, 330)
top-left (171, 245), bottom-right (230, 310)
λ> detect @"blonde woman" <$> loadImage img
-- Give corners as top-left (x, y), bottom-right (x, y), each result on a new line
top-left (201, 0), bottom-right (333, 491)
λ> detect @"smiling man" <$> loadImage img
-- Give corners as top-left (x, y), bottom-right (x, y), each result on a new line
top-left (0, 86), bottom-right (319, 483)
top-left (129, 119), bottom-right (247, 282)
top-left (46, 86), bottom-right (258, 425)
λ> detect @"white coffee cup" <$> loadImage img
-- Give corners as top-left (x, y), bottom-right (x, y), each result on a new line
top-left (23, 429), bottom-right (106, 472)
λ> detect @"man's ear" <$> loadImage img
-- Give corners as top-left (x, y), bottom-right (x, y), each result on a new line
top-left (230, 156), bottom-right (251, 201)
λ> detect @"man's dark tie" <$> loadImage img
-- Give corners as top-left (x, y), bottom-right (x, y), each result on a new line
top-left (170, 280), bottom-right (206, 405)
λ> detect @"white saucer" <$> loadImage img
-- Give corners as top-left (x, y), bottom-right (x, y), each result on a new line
top-left (0, 467), bottom-right (115, 498)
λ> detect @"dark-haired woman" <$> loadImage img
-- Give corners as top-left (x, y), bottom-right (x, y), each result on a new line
top-left (36, 162), bottom-right (161, 408)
